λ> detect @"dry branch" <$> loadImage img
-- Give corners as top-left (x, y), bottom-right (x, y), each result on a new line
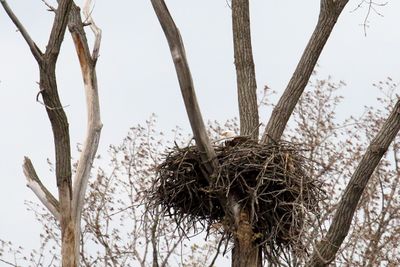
top-left (0, 0), bottom-right (43, 61)
top-left (82, 0), bottom-right (102, 61)
top-left (63, 2), bottom-right (103, 265)
top-left (261, 0), bottom-right (349, 144)
top-left (68, 1), bottom-right (102, 224)
top-left (150, 0), bottom-right (218, 180)
top-left (307, 99), bottom-right (400, 267)
top-left (23, 157), bottom-right (60, 220)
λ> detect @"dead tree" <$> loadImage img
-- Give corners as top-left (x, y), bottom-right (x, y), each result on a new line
top-left (1, 1), bottom-right (102, 266)
top-left (150, 0), bottom-right (400, 267)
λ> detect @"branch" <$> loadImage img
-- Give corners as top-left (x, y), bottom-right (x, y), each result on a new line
top-left (69, 3), bottom-right (102, 219)
top-left (23, 157), bottom-right (60, 221)
top-left (232, 0), bottom-right (259, 139)
top-left (0, 0), bottom-right (43, 62)
top-left (261, 0), bottom-right (349, 144)
top-left (150, 0), bottom-right (218, 179)
top-left (45, 0), bottom-right (73, 63)
top-left (83, 0), bottom-right (102, 62)
top-left (41, 0), bottom-right (56, 12)
top-left (63, 2), bottom-right (102, 264)
top-left (307, 99), bottom-right (400, 266)
top-left (37, 2), bottom-right (76, 266)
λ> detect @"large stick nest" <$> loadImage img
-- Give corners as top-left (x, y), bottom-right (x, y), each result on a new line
top-left (150, 137), bottom-right (323, 257)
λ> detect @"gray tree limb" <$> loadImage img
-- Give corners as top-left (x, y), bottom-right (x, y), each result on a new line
top-left (0, 0), bottom-right (43, 62)
top-left (307, 99), bottom-right (400, 266)
top-left (261, 0), bottom-right (349, 144)
top-left (150, 0), bottom-right (218, 180)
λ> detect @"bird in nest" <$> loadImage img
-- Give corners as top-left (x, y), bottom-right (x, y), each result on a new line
top-left (220, 131), bottom-right (251, 147)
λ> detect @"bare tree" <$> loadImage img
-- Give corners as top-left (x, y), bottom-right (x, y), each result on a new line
top-left (149, 0), bottom-right (400, 266)
top-left (2, 1), bottom-right (399, 267)
top-left (1, 1), bottom-right (102, 266)
top-left (0, 116), bottom-right (226, 267)
top-left (2, 78), bottom-right (400, 267)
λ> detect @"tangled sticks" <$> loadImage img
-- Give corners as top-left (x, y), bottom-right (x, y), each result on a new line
top-left (151, 137), bottom-right (323, 258)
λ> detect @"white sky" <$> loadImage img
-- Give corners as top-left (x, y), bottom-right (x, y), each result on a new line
top-left (1, 0), bottom-right (399, 259)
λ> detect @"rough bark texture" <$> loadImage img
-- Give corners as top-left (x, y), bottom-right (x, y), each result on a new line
top-left (150, 0), bottom-right (218, 180)
top-left (232, 0), bottom-right (259, 140)
top-left (40, 64), bottom-right (76, 267)
top-left (2, 1), bottom-right (102, 266)
top-left (230, 1), bottom-right (261, 265)
top-left (40, 2), bottom-right (76, 265)
top-left (231, 209), bottom-right (262, 267)
top-left (307, 100), bottom-right (400, 267)
top-left (148, 0), bottom-right (400, 266)
top-left (261, 0), bottom-right (348, 144)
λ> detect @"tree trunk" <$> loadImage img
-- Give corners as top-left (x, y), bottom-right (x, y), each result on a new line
top-left (232, 0), bottom-right (259, 139)
top-left (1, 1), bottom-right (102, 266)
top-left (231, 0), bottom-right (262, 265)
top-left (40, 64), bottom-right (77, 267)
top-left (231, 210), bottom-right (262, 267)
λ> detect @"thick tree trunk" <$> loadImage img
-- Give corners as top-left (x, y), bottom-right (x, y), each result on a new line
top-left (231, 1), bottom-right (262, 265)
top-left (231, 210), bottom-right (262, 267)
top-left (40, 64), bottom-right (77, 267)
top-left (232, 0), bottom-right (259, 139)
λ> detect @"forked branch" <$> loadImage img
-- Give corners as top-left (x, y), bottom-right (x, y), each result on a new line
top-left (150, 0), bottom-right (218, 179)
top-left (65, 2), bottom-right (102, 264)
top-left (261, 0), bottom-right (349, 144)
top-left (68, 1), bottom-right (102, 221)
top-left (82, 0), bottom-right (102, 62)
top-left (3, 1), bottom-right (80, 266)
top-left (307, 99), bottom-right (400, 267)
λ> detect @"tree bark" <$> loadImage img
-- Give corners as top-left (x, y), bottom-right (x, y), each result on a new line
top-left (307, 99), bottom-right (400, 267)
top-left (65, 2), bottom-right (102, 265)
top-left (231, 208), bottom-right (262, 267)
top-left (2, 1), bottom-right (103, 266)
top-left (40, 2), bottom-right (76, 265)
top-left (261, 0), bottom-right (348, 144)
top-left (23, 157), bottom-right (60, 220)
top-left (230, 1), bottom-right (261, 265)
top-left (150, 0), bottom-right (218, 181)
top-left (232, 0), bottom-right (259, 140)
top-left (39, 63), bottom-right (76, 267)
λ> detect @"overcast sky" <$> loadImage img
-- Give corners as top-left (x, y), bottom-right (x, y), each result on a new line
top-left (1, 0), bottom-right (399, 258)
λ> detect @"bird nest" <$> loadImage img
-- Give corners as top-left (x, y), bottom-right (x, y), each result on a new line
top-left (150, 137), bottom-right (323, 259)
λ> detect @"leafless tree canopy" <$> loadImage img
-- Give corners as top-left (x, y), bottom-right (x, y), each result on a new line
top-left (1, 0), bottom-right (102, 266)
top-left (150, 0), bottom-right (400, 266)
top-left (1, 1), bottom-right (399, 267)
